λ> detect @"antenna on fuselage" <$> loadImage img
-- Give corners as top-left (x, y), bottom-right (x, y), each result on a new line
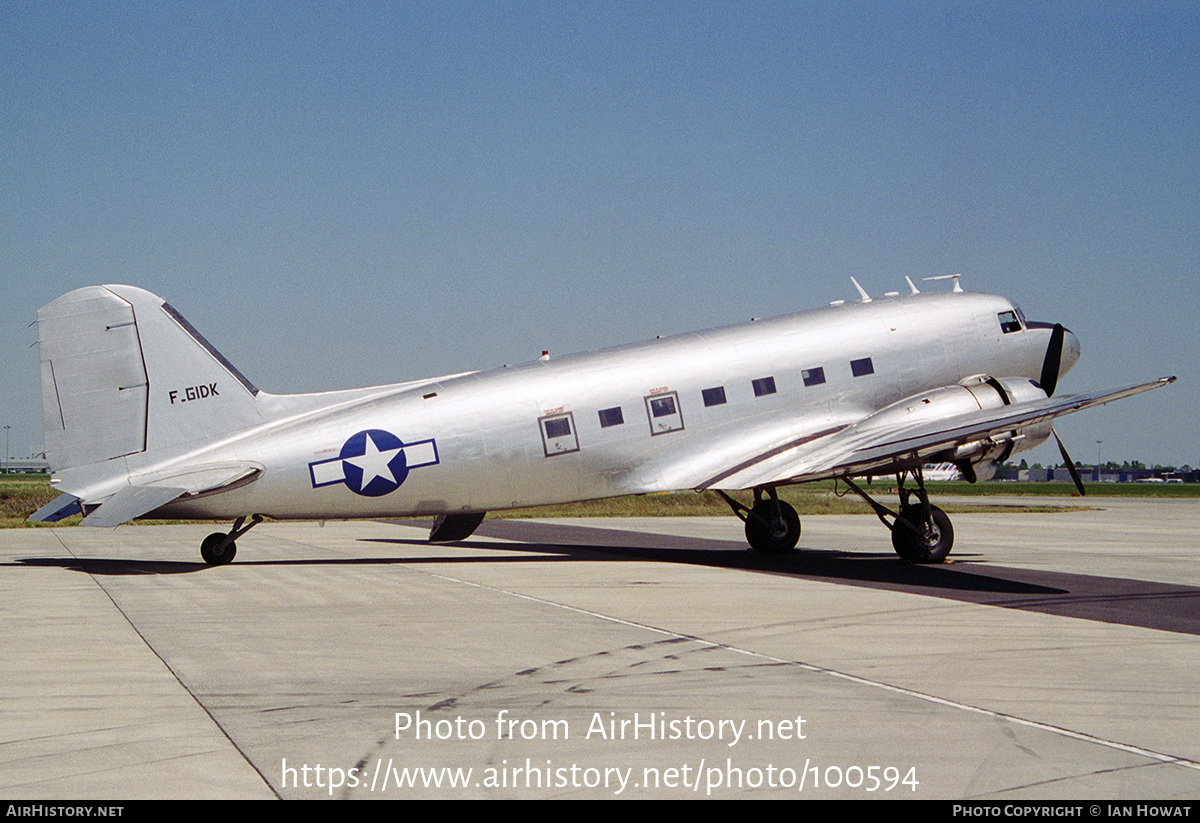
top-left (905, 276), bottom-right (920, 294)
top-left (922, 273), bottom-right (963, 292)
top-left (850, 277), bottom-right (871, 303)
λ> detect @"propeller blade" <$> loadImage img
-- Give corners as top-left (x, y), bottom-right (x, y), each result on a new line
top-left (1039, 323), bottom-right (1065, 398)
top-left (1052, 428), bottom-right (1086, 496)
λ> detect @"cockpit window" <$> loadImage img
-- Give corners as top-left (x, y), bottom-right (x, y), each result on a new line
top-left (998, 310), bottom-right (1022, 334)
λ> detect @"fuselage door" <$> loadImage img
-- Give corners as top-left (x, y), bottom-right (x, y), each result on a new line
top-left (539, 412), bottom-right (579, 456)
top-left (644, 390), bottom-right (684, 435)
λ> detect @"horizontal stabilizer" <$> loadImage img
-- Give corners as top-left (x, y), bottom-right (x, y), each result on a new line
top-left (79, 485), bottom-right (188, 528)
top-left (28, 493), bottom-right (83, 523)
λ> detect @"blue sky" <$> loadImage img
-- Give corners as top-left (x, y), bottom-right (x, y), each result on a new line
top-left (2, 1), bottom-right (1196, 469)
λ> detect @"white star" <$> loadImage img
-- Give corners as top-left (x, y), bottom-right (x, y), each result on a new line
top-left (345, 433), bottom-right (403, 488)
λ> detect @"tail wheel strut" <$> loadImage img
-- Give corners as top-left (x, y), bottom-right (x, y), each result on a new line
top-left (200, 514), bottom-right (263, 566)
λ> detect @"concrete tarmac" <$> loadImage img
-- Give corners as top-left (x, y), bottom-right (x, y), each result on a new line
top-left (2, 498), bottom-right (1198, 799)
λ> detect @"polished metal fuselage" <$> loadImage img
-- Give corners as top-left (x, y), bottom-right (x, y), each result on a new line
top-left (133, 290), bottom-right (1059, 521)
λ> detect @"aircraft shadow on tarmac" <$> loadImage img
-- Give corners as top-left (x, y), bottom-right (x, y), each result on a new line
top-left (379, 518), bottom-right (1200, 636)
top-left (15, 517), bottom-right (1200, 636)
top-left (362, 537), bottom-right (1066, 596)
top-left (14, 540), bottom-right (1027, 593)
top-left (15, 527), bottom-right (1052, 597)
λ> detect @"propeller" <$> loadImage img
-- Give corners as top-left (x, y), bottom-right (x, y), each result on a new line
top-left (1039, 323), bottom-right (1065, 398)
top-left (1052, 428), bottom-right (1086, 496)
top-left (1039, 323), bottom-right (1085, 494)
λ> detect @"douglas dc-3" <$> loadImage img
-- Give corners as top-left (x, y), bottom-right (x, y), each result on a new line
top-left (29, 278), bottom-right (1174, 566)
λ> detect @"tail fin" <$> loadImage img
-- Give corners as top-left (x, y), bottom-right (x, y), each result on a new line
top-left (38, 285), bottom-right (263, 474)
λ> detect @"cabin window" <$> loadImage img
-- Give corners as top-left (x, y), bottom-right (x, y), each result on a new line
top-left (544, 417), bottom-right (570, 438)
top-left (598, 406), bottom-right (624, 428)
top-left (998, 310), bottom-right (1022, 334)
top-left (752, 377), bottom-right (776, 397)
top-left (650, 396), bottom-right (676, 417)
top-left (644, 391), bottom-right (684, 435)
top-left (539, 413), bottom-right (579, 456)
top-left (802, 367), bottom-right (826, 387)
top-left (702, 386), bottom-right (726, 407)
top-left (851, 357), bottom-right (874, 377)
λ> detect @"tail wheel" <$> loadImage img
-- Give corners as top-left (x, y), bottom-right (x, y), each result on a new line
top-left (201, 532), bottom-right (237, 566)
top-left (745, 500), bottom-right (801, 554)
top-left (891, 505), bottom-right (954, 564)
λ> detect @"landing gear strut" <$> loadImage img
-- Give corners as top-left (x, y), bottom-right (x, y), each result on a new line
top-left (716, 487), bottom-right (801, 554)
top-left (841, 469), bottom-right (955, 564)
top-left (200, 514), bottom-right (263, 566)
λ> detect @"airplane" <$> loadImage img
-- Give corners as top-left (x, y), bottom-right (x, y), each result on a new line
top-left (921, 462), bottom-right (965, 482)
top-left (28, 278), bottom-right (1174, 566)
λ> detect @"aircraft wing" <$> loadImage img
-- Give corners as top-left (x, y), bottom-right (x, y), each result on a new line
top-left (698, 377), bottom-right (1176, 491)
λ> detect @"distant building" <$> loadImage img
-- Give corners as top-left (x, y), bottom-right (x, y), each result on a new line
top-left (1015, 466), bottom-right (1196, 483)
top-left (2, 458), bottom-right (49, 474)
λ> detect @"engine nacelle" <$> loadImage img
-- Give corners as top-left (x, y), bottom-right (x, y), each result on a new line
top-left (990, 377), bottom-right (1055, 456)
top-left (856, 376), bottom-right (1053, 481)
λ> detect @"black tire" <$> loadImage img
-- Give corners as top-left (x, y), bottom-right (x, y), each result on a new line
top-left (891, 504), bottom-right (954, 563)
top-left (744, 500), bottom-right (801, 554)
top-left (201, 532), bottom-right (237, 566)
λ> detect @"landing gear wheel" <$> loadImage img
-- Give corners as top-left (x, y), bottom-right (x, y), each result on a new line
top-left (201, 532), bottom-right (237, 566)
top-left (745, 500), bottom-right (801, 554)
top-left (891, 505), bottom-right (953, 564)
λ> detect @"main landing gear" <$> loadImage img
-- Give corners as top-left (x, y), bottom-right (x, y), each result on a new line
top-left (200, 514), bottom-right (263, 566)
top-left (718, 470), bottom-right (954, 562)
top-left (840, 468), bottom-right (955, 564)
top-left (715, 487), bottom-right (801, 554)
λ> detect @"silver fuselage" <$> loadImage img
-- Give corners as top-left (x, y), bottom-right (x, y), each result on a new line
top-left (84, 290), bottom-right (1061, 521)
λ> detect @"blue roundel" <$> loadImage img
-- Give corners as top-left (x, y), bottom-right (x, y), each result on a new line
top-left (339, 429), bottom-right (409, 497)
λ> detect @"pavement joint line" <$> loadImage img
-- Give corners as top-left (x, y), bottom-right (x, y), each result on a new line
top-left (966, 759), bottom-right (1166, 799)
top-left (47, 528), bottom-right (282, 799)
top-left (422, 566), bottom-right (1200, 776)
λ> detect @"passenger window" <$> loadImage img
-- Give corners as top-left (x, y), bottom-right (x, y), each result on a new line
top-left (998, 311), bottom-right (1022, 334)
top-left (650, 396), bottom-right (676, 417)
top-left (802, 368), bottom-right (826, 387)
top-left (539, 413), bottom-right (579, 456)
top-left (752, 377), bottom-right (776, 397)
top-left (598, 406), bottom-right (624, 428)
top-left (851, 357), bottom-right (874, 377)
top-left (702, 386), bottom-right (726, 407)
top-left (644, 391), bottom-right (684, 435)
